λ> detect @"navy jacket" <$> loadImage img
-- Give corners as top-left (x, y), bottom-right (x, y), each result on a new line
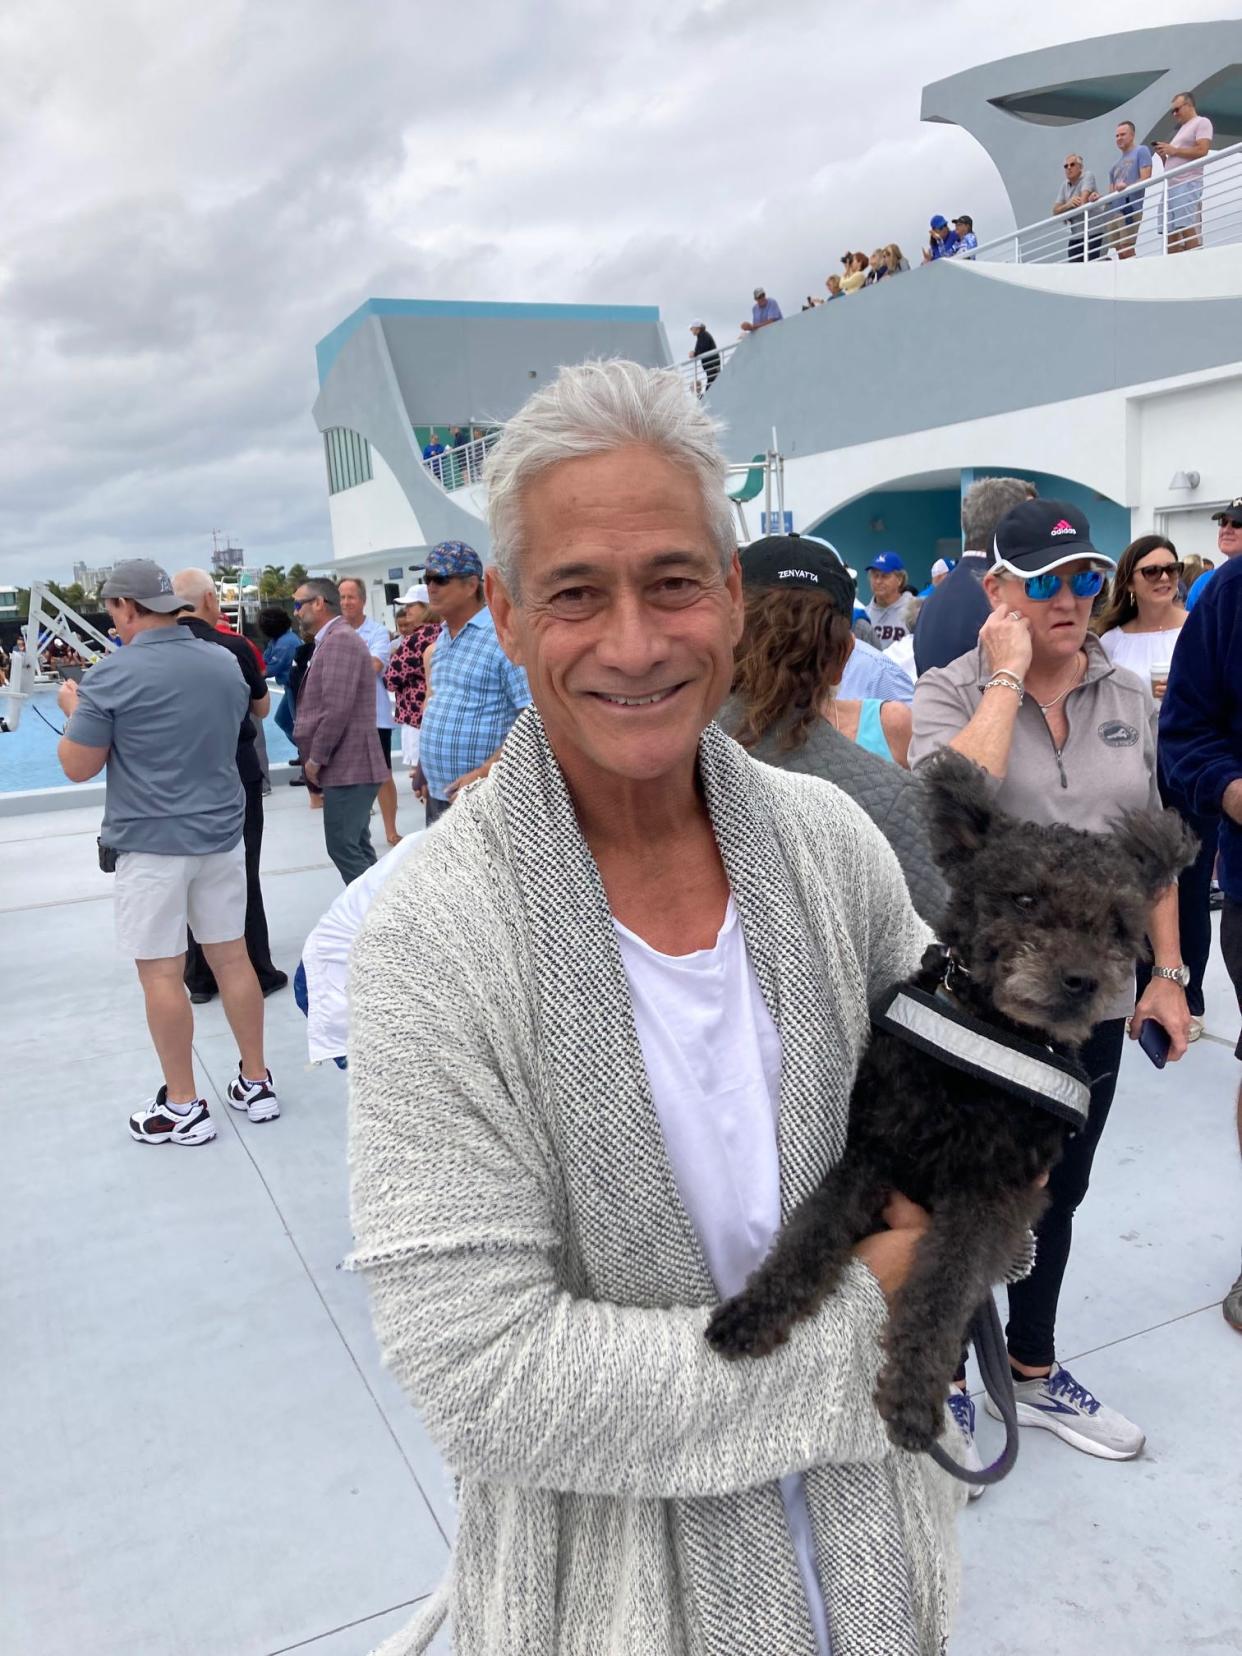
top-left (1159, 554), bottom-right (1242, 899)
top-left (913, 554), bottom-right (990, 675)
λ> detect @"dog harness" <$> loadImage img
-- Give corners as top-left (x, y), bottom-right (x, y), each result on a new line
top-left (869, 956), bottom-right (1092, 1487)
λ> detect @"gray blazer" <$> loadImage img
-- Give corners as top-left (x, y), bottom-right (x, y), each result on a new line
top-left (722, 701), bottom-right (948, 932)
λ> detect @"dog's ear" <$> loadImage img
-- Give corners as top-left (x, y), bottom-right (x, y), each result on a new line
top-left (919, 748), bottom-right (996, 860)
top-left (1111, 807), bottom-right (1199, 900)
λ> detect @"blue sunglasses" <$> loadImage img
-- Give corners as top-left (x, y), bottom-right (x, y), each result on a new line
top-left (1022, 569), bottom-right (1106, 602)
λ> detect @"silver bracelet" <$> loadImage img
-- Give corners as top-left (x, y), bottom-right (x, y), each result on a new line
top-left (983, 673), bottom-right (1024, 705)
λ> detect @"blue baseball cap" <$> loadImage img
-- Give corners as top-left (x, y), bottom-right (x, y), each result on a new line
top-left (425, 540), bottom-right (483, 580)
top-left (866, 551), bottom-right (906, 574)
top-left (930, 214), bottom-right (948, 230)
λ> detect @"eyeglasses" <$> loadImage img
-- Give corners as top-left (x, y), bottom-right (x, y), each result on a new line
top-left (1136, 561), bottom-right (1182, 583)
top-left (1022, 569), bottom-right (1106, 601)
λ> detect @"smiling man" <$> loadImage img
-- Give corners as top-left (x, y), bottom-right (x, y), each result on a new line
top-left (348, 361), bottom-right (961, 1656)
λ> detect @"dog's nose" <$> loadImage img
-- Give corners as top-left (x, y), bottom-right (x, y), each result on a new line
top-left (1061, 973), bottom-right (1098, 1000)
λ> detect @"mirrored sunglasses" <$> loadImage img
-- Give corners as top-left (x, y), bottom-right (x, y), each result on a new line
top-left (1023, 569), bottom-right (1106, 602)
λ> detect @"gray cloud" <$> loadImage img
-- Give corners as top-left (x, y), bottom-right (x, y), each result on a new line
top-left (0, 0), bottom-right (1224, 585)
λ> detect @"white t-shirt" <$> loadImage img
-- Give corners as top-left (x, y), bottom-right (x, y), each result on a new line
top-left (866, 598), bottom-right (910, 650)
top-left (1098, 623), bottom-right (1184, 684)
top-left (614, 899), bottom-right (832, 1656)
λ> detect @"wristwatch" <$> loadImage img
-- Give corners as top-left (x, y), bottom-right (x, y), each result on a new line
top-left (1151, 964), bottom-right (1191, 988)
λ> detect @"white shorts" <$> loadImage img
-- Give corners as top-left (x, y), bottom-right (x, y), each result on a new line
top-left (114, 843), bottom-right (246, 960)
top-left (399, 724), bottom-right (421, 767)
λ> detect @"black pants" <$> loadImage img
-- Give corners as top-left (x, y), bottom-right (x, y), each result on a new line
top-left (1067, 232), bottom-right (1104, 263)
top-left (1135, 811), bottom-right (1217, 1018)
top-left (1003, 1017), bottom-right (1128, 1367)
top-left (425, 795), bottom-right (452, 825)
top-left (185, 775), bottom-right (280, 993)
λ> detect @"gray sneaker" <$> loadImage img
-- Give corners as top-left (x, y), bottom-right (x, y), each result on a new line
top-left (983, 1362), bottom-right (1145, 1460)
top-left (1225, 1265), bottom-right (1242, 1334)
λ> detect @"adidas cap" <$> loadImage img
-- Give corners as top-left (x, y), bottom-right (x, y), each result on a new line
top-left (991, 499), bottom-right (1114, 578)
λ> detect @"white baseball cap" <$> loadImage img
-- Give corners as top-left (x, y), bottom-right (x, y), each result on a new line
top-left (931, 558), bottom-right (952, 578)
top-left (397, 584), bottom-right (430, 605)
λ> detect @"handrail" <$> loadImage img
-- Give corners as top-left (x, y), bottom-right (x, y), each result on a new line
top-left (420, 428), bottom-right (501, 490)
top-left (676, 339), bottom-right (742, 395)
top-left (972, 138), bottom-right (1242, 266)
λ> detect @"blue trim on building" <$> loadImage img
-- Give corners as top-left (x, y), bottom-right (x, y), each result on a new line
top-left (316, 298), bottom-right (663, 384)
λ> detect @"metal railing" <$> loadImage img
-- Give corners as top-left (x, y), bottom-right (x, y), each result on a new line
top-left (973, 140), bottom-right (1242, 267)
top-left (420, 428), bottom-right (502, 490)
top-left (676, 340), bottom-right (741, 396)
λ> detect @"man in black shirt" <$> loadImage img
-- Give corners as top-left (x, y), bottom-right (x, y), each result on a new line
top-left (173, 568), bottom-right (287, 999)
top-left (689, 322), bottom-right (721, 392)
top-left (913, 476), bottom-right (1036, 675)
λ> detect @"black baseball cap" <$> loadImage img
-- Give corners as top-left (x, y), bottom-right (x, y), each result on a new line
top-left (992, 499), bottom-right (1114, 578)
top-left (1212, 496), bottom-right (1242, 525)
top-left (739, 534), bottom-right (856, 612)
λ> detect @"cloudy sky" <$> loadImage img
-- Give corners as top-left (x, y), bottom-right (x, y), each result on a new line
top-left (0, 0), bottom-right (1225, 586)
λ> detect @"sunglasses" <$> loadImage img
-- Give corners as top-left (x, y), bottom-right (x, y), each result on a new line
top-left (1021, 569), bottom-right (1106, 601)
top-left (424, 574), bottom-right (455, 587)
top-left (1218, 517), bottom-right (1242, 530)
top-left (1136, 561), bottom-right (1182, 583)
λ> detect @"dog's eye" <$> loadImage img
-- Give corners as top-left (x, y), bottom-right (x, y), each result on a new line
top-left (1012, 893), bottom-right (1037, 913)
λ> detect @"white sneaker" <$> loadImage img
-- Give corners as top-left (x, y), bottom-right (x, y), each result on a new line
top-left (946, 1389), bottom-right (986, 1499)
top-left (226, 1064), bottom-right (280, 1123)
top-left (984, 1362), bottom-right (1145, 1460)
top-left (129, 1087), bottom-right (216, 1146)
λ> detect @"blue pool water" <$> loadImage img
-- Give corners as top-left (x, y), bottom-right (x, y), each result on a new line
top-left (0, 688), bottom-right (297, 794)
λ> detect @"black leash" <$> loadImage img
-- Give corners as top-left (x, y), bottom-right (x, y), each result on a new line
top-left (928, 1296), bottom-right (1020, 1486)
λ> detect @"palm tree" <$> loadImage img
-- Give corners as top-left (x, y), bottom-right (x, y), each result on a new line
top-left (260, 564), bottom-right (287, 598)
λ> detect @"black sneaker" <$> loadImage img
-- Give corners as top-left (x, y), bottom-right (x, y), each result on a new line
top-left (129, 1087), bottom-right (217, 1146)
top-left (226, 1064), bottom-right (280, 1123)
top-left (259, 970), bottom-right (289, 998)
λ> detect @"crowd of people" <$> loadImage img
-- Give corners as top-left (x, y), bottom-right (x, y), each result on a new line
top-left (1051, 91), bottom-right (1213, 260)
top-left (51, 359), bottom-right (1241, 1656)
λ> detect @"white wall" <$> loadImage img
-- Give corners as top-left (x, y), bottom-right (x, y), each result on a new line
top-left (326, 445), bottom-right (426, 560)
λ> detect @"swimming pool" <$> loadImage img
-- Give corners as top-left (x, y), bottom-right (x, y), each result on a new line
top-left (0, 687), bottom-right (298, 794)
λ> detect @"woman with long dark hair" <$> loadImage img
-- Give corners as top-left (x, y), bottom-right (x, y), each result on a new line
top-left (725, 539), bottom-right (944, 927)
top-left (1095, 536), bottom-right (1210, 1040)
top-left (1093, 534), bottom-right (1187, 689)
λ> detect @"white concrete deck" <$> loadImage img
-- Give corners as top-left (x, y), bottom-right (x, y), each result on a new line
top-left (2, 780), bottom-right (1238, 1656)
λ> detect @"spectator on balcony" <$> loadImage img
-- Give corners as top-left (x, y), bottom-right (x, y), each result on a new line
top-left (864, 248), bottom-right (889, 286)
top-left (824, 274), bottom-right (844, 300)
top-left (689, 322), bottom-right (721, 391)
top-left (952, 215), bottom-right (978, 256)
top-left (1106, 122), bottom-right (1153, 259)
top-left (922, 216), bottom-right (959, 262)
top-left (741, 287), bottom-right (782, 333)
top-left (1155, 91), bottom-right (1214, 254)
top-left (423, 429), bottom-right (446, 483)
top-left (1053, 155), bottom-right (1102, 263)
top-left (446, 425), bottom-right (470, 488)
top-left (840, 252), bottom-right (868, 293)
top-left (884, 243), bottom-right (910, 274)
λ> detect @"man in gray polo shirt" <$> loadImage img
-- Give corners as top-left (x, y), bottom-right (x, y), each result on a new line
top-left (56, 558), bottom-right (281, 1146)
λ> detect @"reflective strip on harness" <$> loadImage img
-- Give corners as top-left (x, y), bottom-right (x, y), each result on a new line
top-left (877, 988), bottom-right (1091, 1130)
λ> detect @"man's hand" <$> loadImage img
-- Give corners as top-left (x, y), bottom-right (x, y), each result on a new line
top-left (412, 763), bottom-right (428, 803)
top-left (303, 759), bottom-right (321, 786)
top-left (851, 1192), bottom-right (932, 1304)
top-left (1130, 978), bottom-right (1191, 1061)
top-left (57, 679), bottom-right (80, 717)
top-left (446, 763), bottom-right (488, 801)
top-left (1223, 778), bottom-right (1242, 825)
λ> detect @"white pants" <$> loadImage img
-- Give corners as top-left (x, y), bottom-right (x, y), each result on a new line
top-left (399, 725), bottom-right (420, 767)
top-left (114, 843), bottom-right (246, 960)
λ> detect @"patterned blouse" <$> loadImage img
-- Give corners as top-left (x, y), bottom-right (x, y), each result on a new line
top-left (384, 622), bottom-right (439, 728)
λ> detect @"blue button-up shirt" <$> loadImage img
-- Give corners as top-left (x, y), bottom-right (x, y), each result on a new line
top-left (419, 607), bottom-right (532, 799)
top-left (751, 296), bottom-right (783, 326)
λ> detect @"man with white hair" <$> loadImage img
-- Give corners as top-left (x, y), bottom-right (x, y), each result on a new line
top-left (349, 362), bottom-right (959, 1656)
top-left (1052, 153), bottom-right (1101, 263)
top-left (173, 567), bottom-right (288, 1000)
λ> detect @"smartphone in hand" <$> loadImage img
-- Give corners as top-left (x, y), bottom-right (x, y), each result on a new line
top-left (1137, 1018), bottom-right (1171, 1070)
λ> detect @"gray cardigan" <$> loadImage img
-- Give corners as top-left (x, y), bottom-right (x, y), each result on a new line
top-left (348, 711), bottom-right (961, 1656)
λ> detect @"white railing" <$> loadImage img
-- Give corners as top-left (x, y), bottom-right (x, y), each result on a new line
top-left (420, 428), bottom-right (502, 490)
top-left (676, 340), bottom-right (741, 396)
top-left (973, 140), bottom-right (1242, 267)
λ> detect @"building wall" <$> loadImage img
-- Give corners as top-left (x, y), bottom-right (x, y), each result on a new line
top-left (807, 489), bottom-right (962, 590)
top-left (326, 446), bottom-right (426, 559)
